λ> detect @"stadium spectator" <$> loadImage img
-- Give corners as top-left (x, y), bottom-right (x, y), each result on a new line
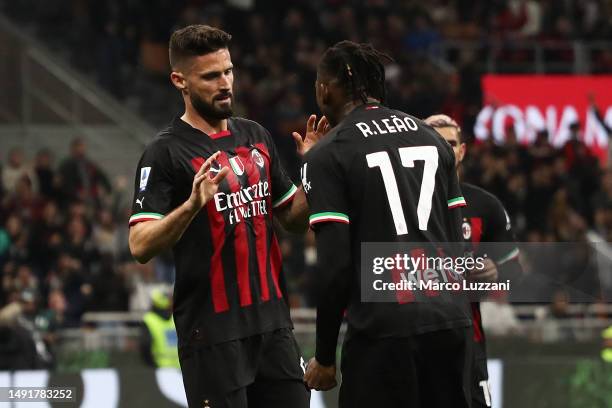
top-left (3, 175), bottom-right (44, 223)
top-left (30, 201), bottom-right (64, 277)
top-left (51, 252), bottom-right (91, 326)
top-left (1, 147), bottom-right (36, 195)
top-left (33, 148), bottom-right (58, 201)
top-left (603, 324), bottom-right (612, 363)
top-left (87, 254), bottom-right (130, 312)
top-left (1, 215), bottom-right (30, 267)
top-left (92, 209), bottom-right (120, 259)
top-left (57, 138), bottom-right (112, 207)
top-left (0, 322), bottom-right (39, 370)
top-left (536, 290), bottom-right (577, 342)
top-left (42, 289), bottom-right (68, 333)
top-left (480, 291), bottom-right (523, 336)
top-left (139, 288), bottom-right (179, 368)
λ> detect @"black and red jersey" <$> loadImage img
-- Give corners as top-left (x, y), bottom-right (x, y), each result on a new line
top-left (129, 117), bottom-right (298, 347)
top-left (461, 182), bottom-right (521, 360)
top-left (303, 103), bottom-right (472, 338)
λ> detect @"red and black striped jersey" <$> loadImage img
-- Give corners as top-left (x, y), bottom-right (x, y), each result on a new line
top-left (129, 117), bottom-right (297, 347)
top-left (460, 182), bottom-right (518, 263)
top-left (461, 182), bottom-right (521, 359)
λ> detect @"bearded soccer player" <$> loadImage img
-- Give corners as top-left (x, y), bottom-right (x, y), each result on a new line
top-left (301, 41), bottom-right (473, 408)
top-left (128, 25), bottom-right (320, 408)
top-left (426, 114), bottom-right (523, 408)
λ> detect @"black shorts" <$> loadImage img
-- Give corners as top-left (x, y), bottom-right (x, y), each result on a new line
top-left (178, 328), bottom-right (309, 408)
top-left (339, 327), bottom-right (472, 408)
top-left (471, 356), bottom-right (492, 408)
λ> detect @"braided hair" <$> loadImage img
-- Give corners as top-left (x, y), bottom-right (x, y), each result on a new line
top-left (319, 41), bottom-right (393, 104)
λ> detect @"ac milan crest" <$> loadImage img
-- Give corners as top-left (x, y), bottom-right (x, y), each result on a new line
top-left (462, 220), bottom-right (472, 240)
top-left (251, 149), bottom-right (265, 168)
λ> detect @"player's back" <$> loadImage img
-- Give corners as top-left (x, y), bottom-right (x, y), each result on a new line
top-left (359, 108), bottom-right (459, 243)
top-left (309, 103), bottom-right (462, 243)
top-left (304, 103), bottom-right (471, 339)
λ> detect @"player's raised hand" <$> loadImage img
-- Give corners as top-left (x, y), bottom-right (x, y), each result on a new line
top-left (188, 151), bottom-right (229, 212)
top-left (292, 114), bottom-right (330, 156)
top-left (303, 357), bottom-right (337, 391)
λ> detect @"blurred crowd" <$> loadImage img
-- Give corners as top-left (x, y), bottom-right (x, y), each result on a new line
top-left (463, 123), bottom-right (612, 243)
top-left (1, 0), bottom-right (612, 366)
top-left (0, 139), bottom-right (158, 368)
top-left (2, 0), bottom-right (612, 134)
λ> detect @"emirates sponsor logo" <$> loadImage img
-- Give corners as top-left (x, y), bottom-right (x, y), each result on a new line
top-left (214, 181), bottom-right (270, 225)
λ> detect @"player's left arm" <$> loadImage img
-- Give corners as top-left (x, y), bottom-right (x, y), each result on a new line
top-left (258, 129), bottom-right (307, 233)
top-left (274, 186), bottom-right (309, 233)
top-left (472, 199), bottom-right (523, 282)
top-left (304, 221), bottom-right (350, 390)
top-left (490, 203), bottom-right (523, 281)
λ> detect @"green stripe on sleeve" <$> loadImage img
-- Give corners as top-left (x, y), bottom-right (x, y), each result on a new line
top-left (272, 184), bottom-right (298, 208)
top-left (309, 211), bottom-right (350, 225)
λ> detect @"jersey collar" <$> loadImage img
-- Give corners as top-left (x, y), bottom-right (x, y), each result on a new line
top-left (172, 116), bottom-right (233, 140)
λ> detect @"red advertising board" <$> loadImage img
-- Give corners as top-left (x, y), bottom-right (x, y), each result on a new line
top-left (476, 75), bottom-right (612, 162)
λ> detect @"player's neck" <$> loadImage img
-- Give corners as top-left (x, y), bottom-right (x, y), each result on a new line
top-left (338, 97), bottom-right (380, 121)
top-left (181, 109), bottom-right (227, 135)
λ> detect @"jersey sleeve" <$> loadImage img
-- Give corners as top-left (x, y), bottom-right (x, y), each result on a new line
top-left (302, 145), bottom-right (350, 228)
top-left (447, 171), bottom-right (466, 210)
top-left (262, 130), bottom-right (298, 209)
top-left (446, 155), bottom-right (466, 242)
top-left (487, 198), bottom-right (520, 265)
top-left (129, 141), bottom-right (175, 226)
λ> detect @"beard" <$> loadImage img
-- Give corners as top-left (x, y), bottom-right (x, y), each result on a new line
top-left (190, 91), bottom-right (233, 120)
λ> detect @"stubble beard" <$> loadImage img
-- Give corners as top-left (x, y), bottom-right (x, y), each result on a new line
top-left (190, 92), bottom-right (233, 121)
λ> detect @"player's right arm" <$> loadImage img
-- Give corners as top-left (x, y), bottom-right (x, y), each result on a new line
top-left (302, 145), bottom-right (351, 390)
top-left (129, 151), bottom-right (228, 263)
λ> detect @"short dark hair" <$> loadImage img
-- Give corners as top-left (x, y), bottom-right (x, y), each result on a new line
top-left (319, 41), bottom-right (393, 104)
top-left (169, 25), bottom-right (232, 69)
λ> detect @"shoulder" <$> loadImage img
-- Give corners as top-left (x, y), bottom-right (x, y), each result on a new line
top-left (304, 127), bottom-right (344, 165)
top-left (462, 182), bottom-right (495, 202)
top-left (138, 129), bottom-right (179, 168)
top-left (143, 132), bottom-right (174, 156)
top-left (390, 109), bottom-right (455, 157)
top-left (230, 117), bottom-right (270, 136)
top-left (462, 182), bottom-right (507, 216)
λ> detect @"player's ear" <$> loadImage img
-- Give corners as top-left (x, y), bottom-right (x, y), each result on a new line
top-left (319, 81), bottom-right (333, 105)
top-left (170, 70), bottom-right (187, 93)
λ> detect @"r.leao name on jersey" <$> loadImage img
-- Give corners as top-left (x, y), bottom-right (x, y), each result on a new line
top-left (213, 180), bottom-right (270, 225)
top-left (356, 114), bottom-right (419, 138)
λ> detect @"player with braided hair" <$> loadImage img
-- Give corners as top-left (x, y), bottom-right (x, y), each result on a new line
top-left (299, 41), bottom-right (472, 408)
top-left (317, 41), bottom-right (391, 105)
